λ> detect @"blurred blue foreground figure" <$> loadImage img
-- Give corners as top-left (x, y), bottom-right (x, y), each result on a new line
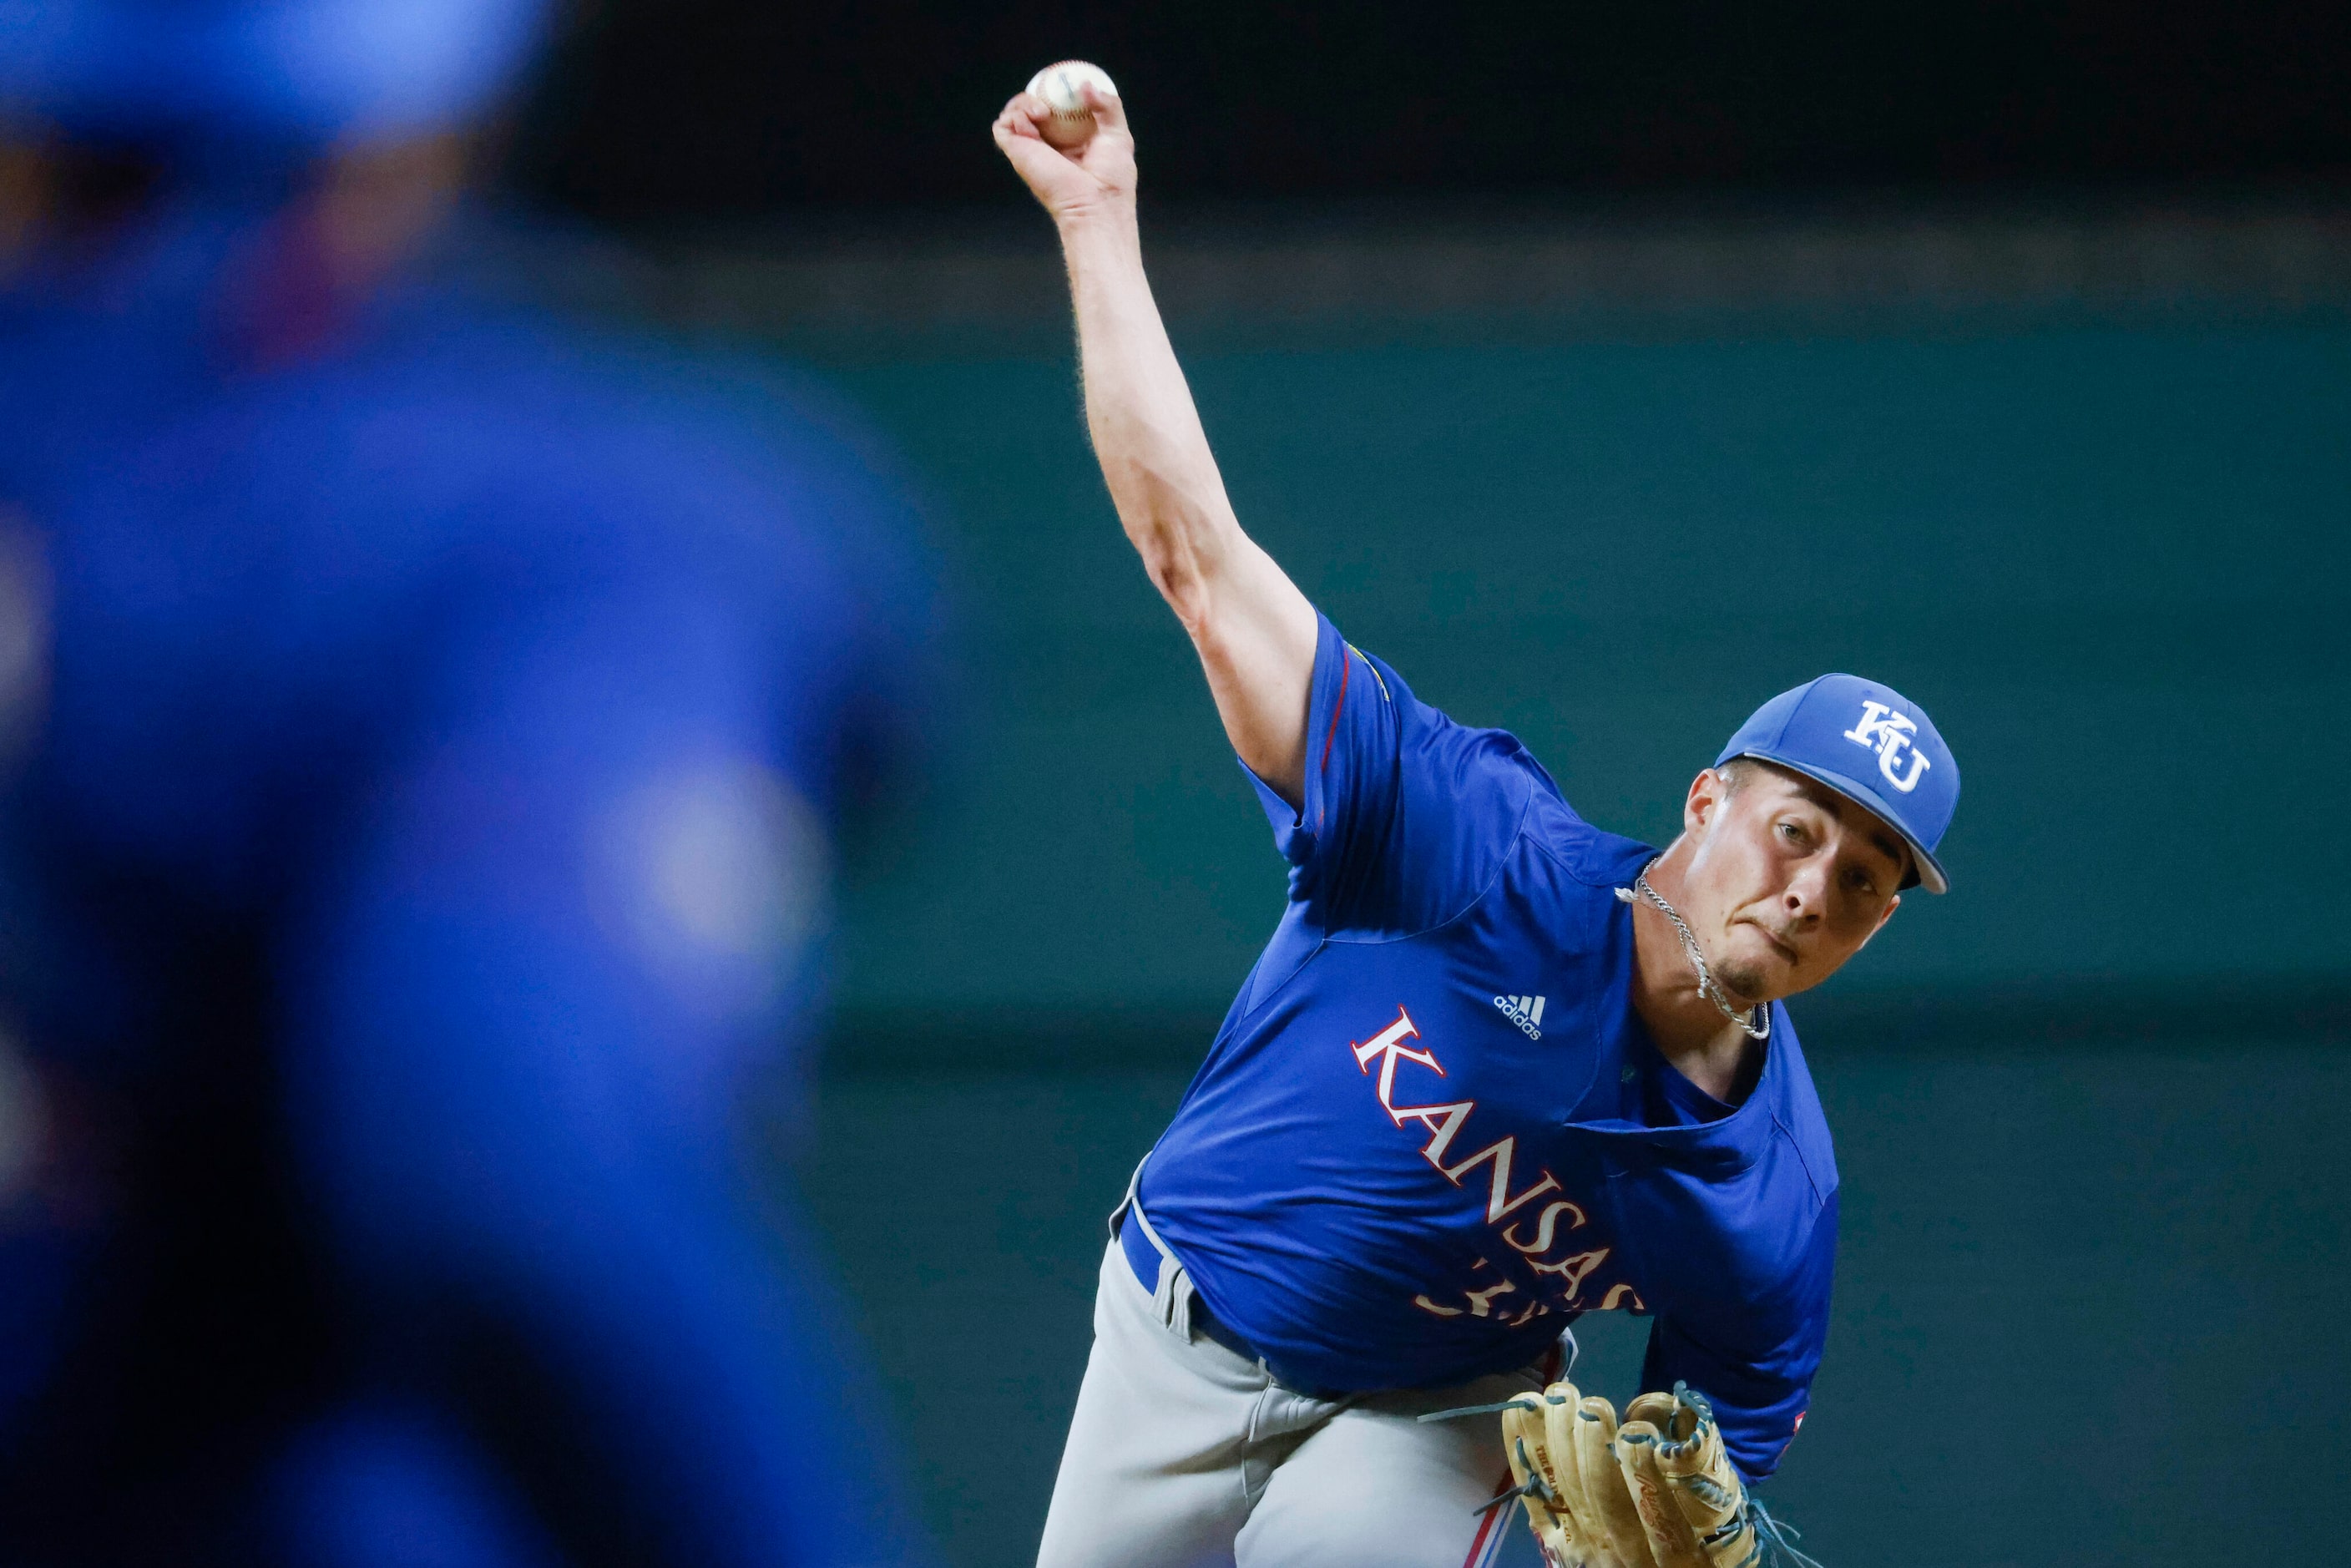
top-left (0, 3), bottom-right (941, 1564)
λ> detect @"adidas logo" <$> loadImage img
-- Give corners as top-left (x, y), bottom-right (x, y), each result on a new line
top-left (1493, 993), bottom-right (1546, 1039)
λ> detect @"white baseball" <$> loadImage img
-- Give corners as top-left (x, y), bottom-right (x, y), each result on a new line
top-left (1025, 60), bottom-right (1118, 149)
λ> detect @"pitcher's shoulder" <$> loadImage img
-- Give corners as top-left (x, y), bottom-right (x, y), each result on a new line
top-left (1516, 776), bottom-right (1658, 897)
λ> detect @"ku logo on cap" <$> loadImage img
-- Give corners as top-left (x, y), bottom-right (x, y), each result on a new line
top-left (1843, 701), bottom-right (1933, 793)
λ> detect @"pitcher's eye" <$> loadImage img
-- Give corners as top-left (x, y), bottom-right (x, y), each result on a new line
top-left (1777, 822), bottom-right (1806, 846)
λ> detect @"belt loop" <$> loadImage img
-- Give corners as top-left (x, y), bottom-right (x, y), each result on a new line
top-left (1155, 1259), bottom-right (1194, 1338)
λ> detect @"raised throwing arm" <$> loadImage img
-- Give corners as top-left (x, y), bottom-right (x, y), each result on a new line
top-left (993, 81), bottom-right (1320, 805)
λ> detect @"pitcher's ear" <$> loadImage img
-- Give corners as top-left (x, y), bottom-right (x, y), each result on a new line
top-left (1684, 766), bottom-right (1732, 833)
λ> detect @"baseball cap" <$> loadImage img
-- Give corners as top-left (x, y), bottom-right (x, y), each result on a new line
top-left (1716, 674), bottom-right (1959, 894)
top-left (0, 0), bottom-right (552, 146)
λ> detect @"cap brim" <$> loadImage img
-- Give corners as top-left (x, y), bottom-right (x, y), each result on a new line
top-left (1728, 751), bottom-right (1949, 894)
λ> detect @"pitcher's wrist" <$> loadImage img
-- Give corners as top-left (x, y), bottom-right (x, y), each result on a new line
top-left (1056, 197), bottom-right (1140, 255)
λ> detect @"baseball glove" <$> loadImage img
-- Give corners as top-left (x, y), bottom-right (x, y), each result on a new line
top-left (1479, 1380), bottom-right (1821, 1568)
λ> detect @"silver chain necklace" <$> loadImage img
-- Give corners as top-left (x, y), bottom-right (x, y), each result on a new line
top-left (1615, 861), bottom-right (1770, 1042)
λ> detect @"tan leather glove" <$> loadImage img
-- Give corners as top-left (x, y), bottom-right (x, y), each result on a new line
top-left (1493, 1381), bottom-right (1820, 1568)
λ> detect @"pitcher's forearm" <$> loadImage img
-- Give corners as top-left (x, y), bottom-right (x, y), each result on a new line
top-left (999, 85), bottom-right (1313, 796)
top-left (1052, 207), bottom-right (1317, 802)
top-left (1059, 212), bottom-right (1243, 630)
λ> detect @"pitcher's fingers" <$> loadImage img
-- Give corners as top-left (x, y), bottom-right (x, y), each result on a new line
top-left (994, 94), bottom-right (1047, 139)
top-left (993, 124), bottom-right (1069, 190)
top-left (1079, 81), bottom-right (1129, 135)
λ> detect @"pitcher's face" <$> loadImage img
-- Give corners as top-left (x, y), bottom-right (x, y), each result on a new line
top-left (1679, 761), bottom-right (1907, 1004)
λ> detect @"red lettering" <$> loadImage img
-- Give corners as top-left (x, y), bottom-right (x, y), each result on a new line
top-left (1350, 1007), bottom-right (1441, 1111)
top-left (1501, 1198), bottom-right (1589, 1257)
top-left (1439, 1136), bottom-right (1561, 1224)
top-left (1393, 1101), bottom-right (1477, 1166)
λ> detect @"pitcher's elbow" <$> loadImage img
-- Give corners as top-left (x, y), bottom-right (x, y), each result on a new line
top-left (1152, 566), bottom-right (1214, 635)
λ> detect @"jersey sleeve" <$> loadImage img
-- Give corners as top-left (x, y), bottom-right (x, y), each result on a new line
top-left (1640, 1188), bottom-right (1838, 1484)
top-left (1243, 612), bottom-right (1534, 937)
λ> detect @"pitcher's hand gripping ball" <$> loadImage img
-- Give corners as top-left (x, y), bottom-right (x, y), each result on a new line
top-left (1494, 1382), bottom-right (1824, 1568)
top-left (1024, 60), bottom-right (1119, 147)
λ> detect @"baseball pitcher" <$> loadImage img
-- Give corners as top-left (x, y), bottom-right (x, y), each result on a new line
top-left (993, 75), bottom-right (1960, 1568)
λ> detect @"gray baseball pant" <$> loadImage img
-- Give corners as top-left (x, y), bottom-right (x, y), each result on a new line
top-left (1033, 1219), bottom-right (1545, 1568)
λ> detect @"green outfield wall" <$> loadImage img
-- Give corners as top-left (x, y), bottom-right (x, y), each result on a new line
top-left (809, 315), bottom-right (2348, 1048)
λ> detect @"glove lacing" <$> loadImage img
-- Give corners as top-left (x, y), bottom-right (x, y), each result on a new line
top-left (1668, 1383), bottom-right (1828, 1568)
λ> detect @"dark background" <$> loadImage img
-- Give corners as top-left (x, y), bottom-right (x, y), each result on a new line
top-left (513, 0), bottom-right (2351, 217)
top-left (494, 8), bottom-right (2351, 1565)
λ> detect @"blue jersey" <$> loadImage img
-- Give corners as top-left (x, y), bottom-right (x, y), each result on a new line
top-left (0, 208), bottom-right (938, 1564)
top-left (1139, 615), bottom-right (1838, 1482)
